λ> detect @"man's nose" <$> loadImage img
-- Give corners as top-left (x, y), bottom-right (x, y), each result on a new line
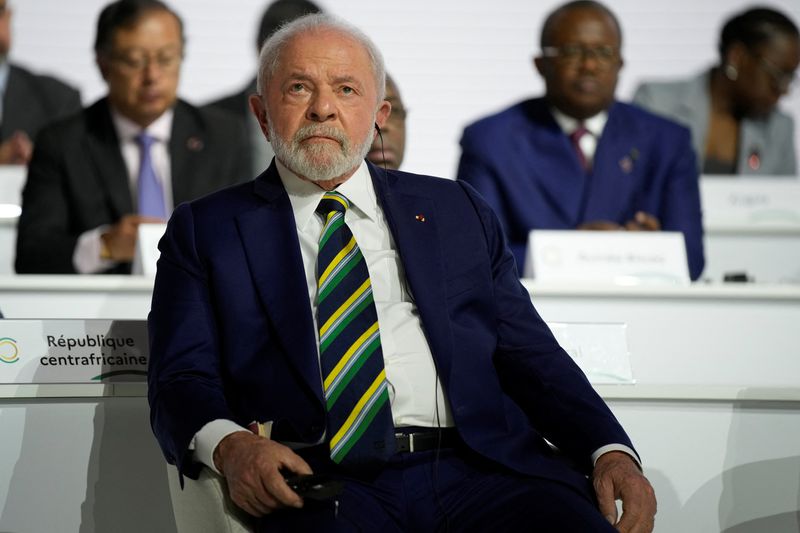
top-left (307, 90), bottom-right (337, 122)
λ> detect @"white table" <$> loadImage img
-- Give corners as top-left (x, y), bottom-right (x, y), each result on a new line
top-left (1, 277), bottom-right (799, 532)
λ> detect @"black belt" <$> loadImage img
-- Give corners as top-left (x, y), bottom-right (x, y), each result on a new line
top-left (394, 427), bottom-right (459, 453)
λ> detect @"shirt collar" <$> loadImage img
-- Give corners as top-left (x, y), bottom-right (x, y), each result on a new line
top-left (550, 106), bottom-right (608, 138)
top-left (276, 159), bottom-right (377, 232)
top-left (110, 105), bottom-right (174, 143)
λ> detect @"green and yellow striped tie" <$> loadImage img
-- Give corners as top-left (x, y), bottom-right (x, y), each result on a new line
top-left (316, 191), bottom-right (394, 468)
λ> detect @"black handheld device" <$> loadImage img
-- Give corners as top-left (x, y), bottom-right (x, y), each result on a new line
top-left (284, 473), bottom-right (344, 501)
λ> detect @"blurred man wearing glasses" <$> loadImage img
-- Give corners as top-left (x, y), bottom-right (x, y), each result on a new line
top-left (16, 0), bottom-right (248, 274)
top-left (457, 0), bottom-right (704, 280)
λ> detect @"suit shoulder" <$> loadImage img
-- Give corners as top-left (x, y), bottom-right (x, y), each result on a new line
top-left (204, 90), bottom-right (248, 117)
top-left (462, 98), bottom-right (543, 140)
top-left (176, 100), bottom-right (246, 140)
top-left (614, 101), bottom-right (692, 138)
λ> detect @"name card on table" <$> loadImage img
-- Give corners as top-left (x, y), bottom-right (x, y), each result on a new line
top-left (701, 177), bottom-right (800, 230)
top-left (133, 222), bottom-right (167, 276)
top-left (524, 230), bottom-right (690, 285)
top-left (0, 320), bottom-right (148, 384)
top-left (547, 322), bottom-right (633, 384)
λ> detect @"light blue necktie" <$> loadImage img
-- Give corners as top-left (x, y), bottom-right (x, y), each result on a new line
top-left (135, 132), bottom-right (167, 218)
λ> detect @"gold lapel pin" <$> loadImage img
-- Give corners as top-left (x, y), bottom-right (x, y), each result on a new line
top-left (415, 214), bottom-right (426, 222)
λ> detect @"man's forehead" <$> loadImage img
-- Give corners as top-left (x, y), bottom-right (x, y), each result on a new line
top-left (276, 29), bottom-right (375, 79)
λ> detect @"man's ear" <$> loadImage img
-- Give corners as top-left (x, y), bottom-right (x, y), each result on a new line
top-left (374, 99), bottom-right (391, 131)
top-left (533, 55), bottom-right (545, 76)
top-left (96, 56), bottom-right (110, 81)
top-left (248, 94), bottom-right (270, 140)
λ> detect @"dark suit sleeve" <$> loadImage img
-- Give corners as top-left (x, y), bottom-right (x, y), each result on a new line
top-left (657, 128), bottom-right (705, 280)
top-left (456, 127), bottom-right (527, 268)
top-left (458, 181), bottom-right (636, 469)
top-left (15, 126), bottom-right (81, 273)
top-left (147, 202), bottom-right (235, 478)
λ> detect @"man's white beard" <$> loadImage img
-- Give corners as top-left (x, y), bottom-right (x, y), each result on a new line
top-left (268, 119), bottom-right (374, 183)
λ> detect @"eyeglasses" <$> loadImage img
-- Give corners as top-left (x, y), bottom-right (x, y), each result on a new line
top-left (109, 48), bottom-right (183, 73)
top-left (541, 44), bottom-right (620, 69)
top-left (754, 55), bottom-right (797, 93)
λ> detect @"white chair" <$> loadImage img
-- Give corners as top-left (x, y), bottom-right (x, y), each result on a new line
top-left (166, 464), bottom-right (256, 533)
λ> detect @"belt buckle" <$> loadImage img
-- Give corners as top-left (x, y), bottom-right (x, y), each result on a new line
top-left (408, 432), bottom-right (416, 453)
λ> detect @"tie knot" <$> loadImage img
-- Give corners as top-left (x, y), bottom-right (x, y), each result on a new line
top-left (135, 132), bottom-right (156, 150)
top-left (316, 191), bottom-right (350, 217)
top-left (570, 124), bottom-right (589, 143)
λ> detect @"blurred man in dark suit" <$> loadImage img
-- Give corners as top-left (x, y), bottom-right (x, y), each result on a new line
top-left (0, 0), bottom-right (81, 164)
top-left (457, 0), bottom-right (704, 280)
top-left (206, 0), bottom-right (321, 176)
top-left (15, 0), bottom-right (248, 274)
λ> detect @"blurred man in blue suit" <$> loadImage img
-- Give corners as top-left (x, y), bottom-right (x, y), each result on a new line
top-left (148, 12), bottom-right (656, 533)
top-left (457, 0), bottom-right (704, 280)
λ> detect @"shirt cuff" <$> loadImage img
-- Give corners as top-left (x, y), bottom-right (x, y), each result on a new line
top-left (592, 444), bottom-right (642, 470)
top-left (191, 419), bottom-right (252, 475)
top-left (73, 226), bottom-right (117, 274)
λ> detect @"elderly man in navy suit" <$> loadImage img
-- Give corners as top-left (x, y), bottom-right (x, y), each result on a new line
top-left (457, 0), bottom-right (704, 280)
top-left (147, 13), bottom-right (656, 532)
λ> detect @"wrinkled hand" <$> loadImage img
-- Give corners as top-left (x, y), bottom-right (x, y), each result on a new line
top-left (101, 214), bottom-right (164, 261)
top-left (214, 431), bottom-right (313, 517)
top-left (0, 131), bottom-right (33, 164)
top-left (624, 212), bottom-right (661, 231)
top-left (593, 451), bottom-right (656, 533)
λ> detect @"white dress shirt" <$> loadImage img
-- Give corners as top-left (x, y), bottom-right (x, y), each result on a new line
top-left (72, 108), bottom-right (174, 273)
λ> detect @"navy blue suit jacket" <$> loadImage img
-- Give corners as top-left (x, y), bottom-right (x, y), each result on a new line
top-left (147, 161), bottom-right (634, 495)
top-left (457, 98), bottom-right (705, 280)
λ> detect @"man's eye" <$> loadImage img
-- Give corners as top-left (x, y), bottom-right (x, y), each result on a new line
top-left (290, 83), bottom-right (305, 92)
top-left (341, 86), bottom-right (354, 95)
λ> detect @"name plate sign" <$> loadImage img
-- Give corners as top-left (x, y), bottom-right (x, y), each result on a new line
top-left (547, 322), bottom-right (633, 384)
top-left (701, 177), bottom-right (800, 229)
top-left (0, 320), bottom-right (148, 384)
top-left (525, 230), bottom-right (690, 285)
top-left (133, 222), bottom-right (167, 276)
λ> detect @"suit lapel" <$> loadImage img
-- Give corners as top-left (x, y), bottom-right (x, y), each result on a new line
top-left (236, 166), bottom-right (323, 403)
top-left (85, 99), bottom-right (132, 215)
top-left (522, 100), bottom-right (587, 225)
top-left (170, 101), bottom-right (200, 206)
top-left (586, 103), bottom-right (641, 221)
top-left (370, 164), bottom-right (455, 379)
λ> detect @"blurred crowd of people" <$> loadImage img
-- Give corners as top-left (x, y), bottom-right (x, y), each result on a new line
top-left (2, 0), bottom-right (798, 277)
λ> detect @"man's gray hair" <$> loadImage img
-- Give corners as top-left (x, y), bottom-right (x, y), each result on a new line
top-left (256, 13), bottom-right (386, 102)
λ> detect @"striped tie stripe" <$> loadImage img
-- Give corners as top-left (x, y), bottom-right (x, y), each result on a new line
top-left (328, 370), bottom-right (390, 463)
top-left (319, 280), bottom-right (374, 353)
top-left (323, 322), bottom-right (381, 409)
top-left (316, 190), bottom-right (394, 467)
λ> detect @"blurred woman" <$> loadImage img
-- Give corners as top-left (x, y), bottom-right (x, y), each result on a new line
top-left (634, 7), bottom-right (799, 175)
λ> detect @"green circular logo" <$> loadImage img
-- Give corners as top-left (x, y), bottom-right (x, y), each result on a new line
top-left (0, 337), bottom-right (19, 364)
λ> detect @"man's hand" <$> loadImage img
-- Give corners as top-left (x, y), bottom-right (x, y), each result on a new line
top-left (577, 212), bottom-right (661, 232)
top-left (593, 451), bottom-right (656, 533)
top-left (100, 214), bottom-right (164, 261)
top-left (624, 211), bottom-right (661, 231)
top-left (0, 131), bottom-right (33, 164)
top-left (214, 431), bottom-right (314, 517)
top-left (577, 220), bottom-right (622, 231)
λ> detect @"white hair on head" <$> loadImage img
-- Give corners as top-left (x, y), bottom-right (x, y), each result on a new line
top-left (256, 13), bottom-right (386, 102)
